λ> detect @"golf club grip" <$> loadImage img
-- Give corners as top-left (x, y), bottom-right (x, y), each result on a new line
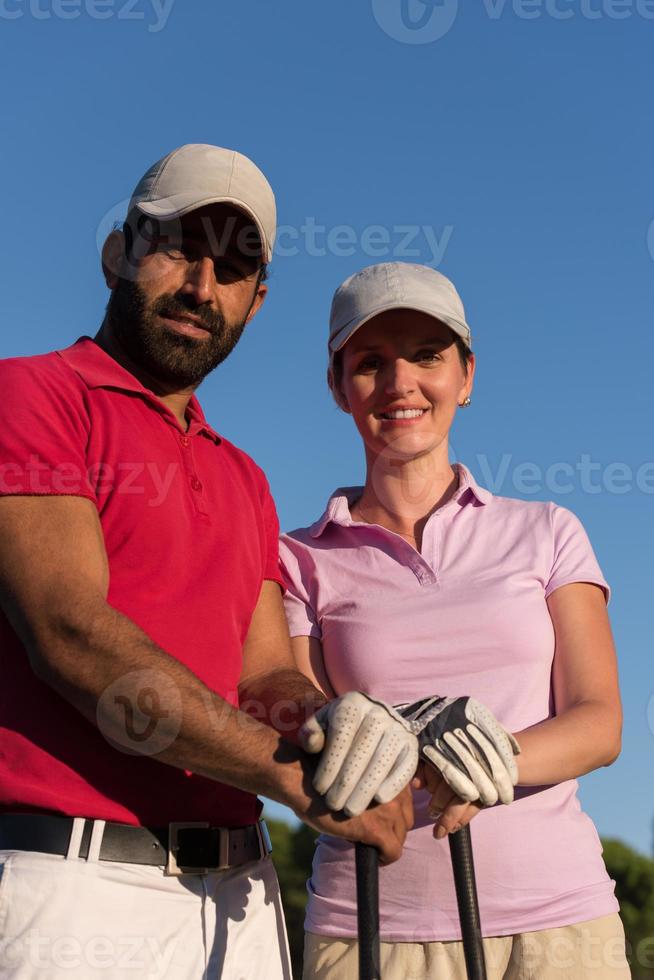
top-left (449, 826), bottom-right (487, 980)
top-left (355, 842), bottom-right (381, 980)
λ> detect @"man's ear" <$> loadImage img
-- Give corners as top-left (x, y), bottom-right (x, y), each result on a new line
top-left (244, 281), bottom-right (268, 325)
top-left (327, 366), bottom-right (350, 413)
top-left (102, 230), bottom-right (126, 288)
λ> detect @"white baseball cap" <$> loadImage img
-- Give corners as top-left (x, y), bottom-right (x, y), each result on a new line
top-left (128, 143), bottom-right (276, 263)
top-left (329, 262), bottom-right (472, 356)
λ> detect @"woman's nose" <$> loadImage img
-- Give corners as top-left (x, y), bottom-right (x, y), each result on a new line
top-left (384, 360), bottom-right (416, 397)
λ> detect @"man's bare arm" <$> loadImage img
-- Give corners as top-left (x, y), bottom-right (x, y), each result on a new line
top-left (238, 581), bottom-right (327, 744)
top-left (0, 495), bottom-right (411, 861)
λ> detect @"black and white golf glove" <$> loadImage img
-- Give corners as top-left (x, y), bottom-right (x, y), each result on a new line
top-left (299, 692), bottom-right (419, 817)
top-left (396, 696), bottom-right (521, 806)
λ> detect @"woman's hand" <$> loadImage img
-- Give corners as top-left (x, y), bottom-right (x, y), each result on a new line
top-left (413, 762), bottom-right (483, 840)
top-left (397, 695), bottom-right (520, 805)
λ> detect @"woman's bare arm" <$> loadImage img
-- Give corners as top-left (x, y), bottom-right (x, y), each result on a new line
top-left (290, 635), bottom-right (337, 699)
top-left (515, 581), bottom-right (622, 785)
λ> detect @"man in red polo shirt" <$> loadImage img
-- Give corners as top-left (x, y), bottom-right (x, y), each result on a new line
top-left (0, 144), bottom-right (415, 979)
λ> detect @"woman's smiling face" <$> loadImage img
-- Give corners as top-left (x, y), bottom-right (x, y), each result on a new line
top-left (334, 308), bottom-right (475, 461)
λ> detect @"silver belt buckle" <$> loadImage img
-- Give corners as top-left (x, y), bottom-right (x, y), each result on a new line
top-left (165, 822), bottom-right (228, 876)
top-left (257, 819), bottom-right (272, 859)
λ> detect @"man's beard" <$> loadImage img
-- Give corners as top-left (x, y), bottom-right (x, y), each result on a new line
top-left (105, 279), bottom-right (248, 388)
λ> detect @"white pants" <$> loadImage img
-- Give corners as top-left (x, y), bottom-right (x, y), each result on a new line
top-left (0, 834), bottom-right (291, 979)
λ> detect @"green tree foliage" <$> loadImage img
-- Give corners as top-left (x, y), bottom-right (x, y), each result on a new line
top-left (603, 838), bottom-right (654, 978)
top-left (267, 820), bottom-right (654, 979)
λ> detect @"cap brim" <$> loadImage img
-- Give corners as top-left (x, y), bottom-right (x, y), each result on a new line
top-left (329, 303), bottom-right (471, 353)
top-left (135, 194), bottom-right (273, 263)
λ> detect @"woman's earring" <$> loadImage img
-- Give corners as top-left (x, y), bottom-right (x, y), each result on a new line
top-left (460, 397), bottom-right (472, 408)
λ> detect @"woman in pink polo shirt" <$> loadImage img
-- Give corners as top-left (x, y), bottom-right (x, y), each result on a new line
top-left (279, 262), bottom-right (628, 979)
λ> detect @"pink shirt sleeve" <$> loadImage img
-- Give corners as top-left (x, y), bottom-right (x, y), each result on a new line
top-left (279, 537), bottom-right (322, 639)
top-left (0, 356), bottom-right (96, 502)
top-left (545, 504), bottom-right (610, 602)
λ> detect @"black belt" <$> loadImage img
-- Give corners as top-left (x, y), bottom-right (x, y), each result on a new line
top-left (0, 814), bottom-right (272, 876)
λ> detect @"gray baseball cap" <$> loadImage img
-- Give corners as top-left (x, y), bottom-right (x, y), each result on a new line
top-left (329, 262), bottom-right (472, 356)
top-left (128, 143), bottom-right (276, 263)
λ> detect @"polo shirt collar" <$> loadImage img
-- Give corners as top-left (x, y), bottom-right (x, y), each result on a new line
top-left (452, 462), bottom-right (493, 506)
top-left (57, 337), bottom-right (221, 444)
top-left (309, 462), bottom-right (492, 539)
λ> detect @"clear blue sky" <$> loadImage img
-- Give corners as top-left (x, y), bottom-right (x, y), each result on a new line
top-left (1, 1), bottom-right (652, 854)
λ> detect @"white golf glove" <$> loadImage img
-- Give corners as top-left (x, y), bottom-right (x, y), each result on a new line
top-left (396, 696), bottom-right (521, 806)
top-left (299, 692), bottom-right (419, 817)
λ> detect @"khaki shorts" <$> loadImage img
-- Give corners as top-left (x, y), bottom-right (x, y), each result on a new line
top-left (304, 913), bottom-right (631, 979)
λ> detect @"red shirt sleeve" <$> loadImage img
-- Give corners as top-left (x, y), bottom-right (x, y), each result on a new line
top-left (0, 353), bottom-right (96, 503)
top-left (258, 472), bottom-right (284, 588)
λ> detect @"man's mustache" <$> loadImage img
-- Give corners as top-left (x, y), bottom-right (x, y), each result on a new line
top-left (152, 296), bottom-right (224, 335)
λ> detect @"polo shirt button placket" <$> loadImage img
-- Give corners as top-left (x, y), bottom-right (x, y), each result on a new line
top-left (412, 509), bottom-right (440, 583)
top-left (176, 430), bottom-right (209, 521)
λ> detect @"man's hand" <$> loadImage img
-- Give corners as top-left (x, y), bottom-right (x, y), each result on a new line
top-left (398, 696), bottom-right (520, 805)
top-left (299, 692), bottom-right (419, 817)
top-left (301, 784), bottom-right (414, 865)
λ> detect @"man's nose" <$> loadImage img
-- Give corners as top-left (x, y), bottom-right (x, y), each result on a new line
top-left (179, 256), bottom-right (215, 306)
top-left (384, 360), bottom-right (416, 397)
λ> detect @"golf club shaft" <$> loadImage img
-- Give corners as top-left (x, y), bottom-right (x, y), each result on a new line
top-left (355, 842), bottom-right (381, 980)
top-left (449, 825), bottom-right (487, 979)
